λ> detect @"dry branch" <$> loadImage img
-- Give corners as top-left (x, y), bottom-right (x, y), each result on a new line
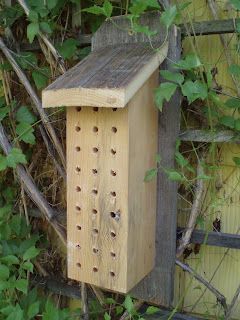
top-left (0, 37), bottom-right (66, 174)
top-left (17, 0), bottom-right (66, 74)
top-left (176, 159), bottom-right (205, 257)
top-left (225, 284), bottom-right (240, 319)
top-left (176, 259), bottom-right (227, 313)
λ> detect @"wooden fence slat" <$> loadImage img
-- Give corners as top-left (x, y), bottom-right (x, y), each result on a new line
top-left (131, 26), bottom-right (182, 306)
top-left (179, 130), bottom-right (240, 143)
top-left (177, 227), bottom-right (240, 249)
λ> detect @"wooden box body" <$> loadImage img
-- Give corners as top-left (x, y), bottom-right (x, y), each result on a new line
top-left (66, 72), bottom-right (158, 293)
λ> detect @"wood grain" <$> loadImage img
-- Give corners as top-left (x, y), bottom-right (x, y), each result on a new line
top-left (42, 44), bottom-right (168, 109)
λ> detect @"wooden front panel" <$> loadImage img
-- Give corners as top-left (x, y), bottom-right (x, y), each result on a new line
top-left (66, 106), bottom-right (129, 292)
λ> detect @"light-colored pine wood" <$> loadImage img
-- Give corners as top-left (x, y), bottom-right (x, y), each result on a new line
top-left (42, 44), bottom-right (168, 109)
top-left (66, 72), bottom-right (158, 293)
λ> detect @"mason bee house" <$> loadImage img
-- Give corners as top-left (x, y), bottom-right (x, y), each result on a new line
top-left (42, 14), bottom-right (168, 293)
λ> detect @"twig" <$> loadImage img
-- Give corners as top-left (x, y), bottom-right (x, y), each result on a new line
top-left (17, 0), bottom-right (66, 74)
top-left (176, 159), bottom-right (205, 257)
top-left (81, 283), bottom-right (89, 320)
top-left (0, 37), bottom-right (66, 173)
top-left (207, 0), bottom-right (240, 96)
top-left (176, 259), bottom-right (228, 313)
top-left (225, 284), bottom-right (240, 319)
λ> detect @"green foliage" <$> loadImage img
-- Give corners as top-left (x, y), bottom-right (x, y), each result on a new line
top-left (82, 0), bottom-right (113, 18)
top-left (57, 39), bottom-right (79, 60)
top-left (155, 82), bottom-right (178, 111)
top-left (160, 5), bottom-right (178, 29)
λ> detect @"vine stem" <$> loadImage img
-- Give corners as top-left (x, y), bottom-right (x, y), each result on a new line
top-left (225, 284), bottom-right (240, 319)
top-left (176, 157), bottom-right (205, 258)
top-left (17, 0), bottom-right (66, 74)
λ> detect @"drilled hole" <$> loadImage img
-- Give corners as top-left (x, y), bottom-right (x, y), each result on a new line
top-left (110, 271), bottom-right (115, 277)
top-left (93, 228), bottom-right (99, 235)
top-left (111, 170), bottom-right (116, 176)
top-left (76, 205), bottom-right (81, 212)
top-left (76, 166), bottom-right (81, 173)
top-left (93, 147), bottom-right (99, 153)
top-left (92, 209), bottom-right (98, 214)
top-left (111, 148), bottom-right (116, 155)
top-left (92, 189), bottom-right (98, 195)
top-left (93, 266), bottom-right (98, 272)
top-left (75, 146), bottom-right (81, 152)
top-left (110, 252), bottom-right (116, 258)
top-left (93, 107), bottom-right (99, 112)
top-left (76, 244), bottom-right (81, 249)
top-left (76, 107), bottom-right (81, 112)
top-left (93, 126), bottom-right (98, 132)
top-left (76, 262), bottom-right (81, 268)
top-left (92, 169), bottom-right (98, 174)
top-left (93, 248), bottom-right (99, 254)
top-left (76, 186), bottom-right (81, 192)
top-left (75, 126), bottom-right (81, 132)
top-left (110, 212), bottom-right (116, 218)
top-left (110, 191), bottom-right (116, 197)
top-left (112, 127), bottom-right (117, 133)
top-left (77, 225), bottom-right (82, 230)
top-left (110, 231), bottom-right (116, 238)
top-left (112, 108), bottom-right (117, 111)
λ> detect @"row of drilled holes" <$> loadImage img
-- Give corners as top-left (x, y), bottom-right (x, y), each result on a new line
top-left (75, 147), bottom-right (117, 155)
top-left (75, 126), bottom-right (117, 133)
top-left (76, 262), bottom-right (116, 277)
top-left (76, 107), bottom-right (117, 112)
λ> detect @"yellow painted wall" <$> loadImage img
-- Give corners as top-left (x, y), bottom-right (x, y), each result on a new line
top-left (174, 1), bottom-right (240, 319)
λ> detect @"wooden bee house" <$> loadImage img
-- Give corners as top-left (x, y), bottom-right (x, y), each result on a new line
top-left (42, 13), bottom-right (168, 293)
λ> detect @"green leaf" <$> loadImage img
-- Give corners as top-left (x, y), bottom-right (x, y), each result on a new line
top-left (155, 82), bottom-right (178, 111)
top-left (43, 300), bottom-right (59, 320)
top-left (123, 295), bottom-right (134, 315)
top-left (0, 265), bottom-right (9, 280)
top-left (146, 306), bottom-right (160, 315)
top-left (47, 0), bottom-right (58, 10)
top-left (103, 0), bottom-right (113, 18)
top-left (160, 70), bottom-right (184, 84)
top-left (174, 54), bottom-right (202, 70)
top-left (32, 70), bottom-right (48, 89)
top-left (104, 312), bottom-right (111, 320)
top-left (27, 22), bottom-right (39, 43)
top-left (27, 301), bottom-right (39, 319)
top-left (235, 119), bottom-right (240, 131)
top-left (181, 80), bottom-right (208, 103)
top-left (116, 306), bottom-right (123, 316)
top-left (82, 5), bottom-right (105, 15)
top-left (230, 0), bottom-right (240, 10)
top-left (229, 64), bottom-right (240, 77)
top-left (22, 261), bottom-right (34, 273)
top-left (144, 168), bottom-right (158, 182)
top-left (166, 170), bottom-right (183, 181)
top-left (15, 279), bottom-right (28, 294)
top-left (129, 2), bottom-right (148, 16)
top-left (6, 304), bottom-right (23, 320)
top-left (16, 122), bottom-right (35, 145)
top-left (233, 156), bottom-right (240, 166)
top-left (0, 155), bottom-right (8, 171)
top-left (219, 116), bottom-right (235, 129)
top-left (105, 298), bottom-right (116, 305)
top-left (237, 21), bottom-right (240, 33)
top-left (132, 23), bottom-right (157, 36)
top-left (225, 98), bottom-right (240, 109)
top-left (57, 38), bottom-right (79, 59)
top-left (40, 21), bottom-right (52, 34)
top-left (160, 5), bottom-right (177, 29)
top-left (0, 255), bottom-right (19, 266)
top-left (16, 106), bottom-right (36, 124)
top-left (28, 11), bottom-right (38, 23)
top-left (23, 246), bottom-right (40, 261)
top-left (0, 106), bottom-right (10, 121)
top-left (175, 152), bottom-right (189, 167)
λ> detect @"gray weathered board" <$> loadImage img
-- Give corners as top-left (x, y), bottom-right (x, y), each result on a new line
top-left (92, 12), bottom-right (181, 306)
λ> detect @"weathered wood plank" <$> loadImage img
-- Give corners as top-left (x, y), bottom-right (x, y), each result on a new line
top-left (131, 26), bottom-right (182, 306)
top-left (180, 18), bottom-right (240, 37)
top-left (42, 44), bottom-right (168, 108)
top-left (177, 227), bottom-right (240, 249)
top-left (179, 130), bottom-right (240, 143)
